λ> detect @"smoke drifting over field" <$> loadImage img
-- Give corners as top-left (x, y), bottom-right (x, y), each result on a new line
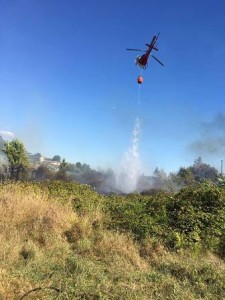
top-left (189, 114), bottom-right (225, 156)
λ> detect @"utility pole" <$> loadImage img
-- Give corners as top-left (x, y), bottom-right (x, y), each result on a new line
top-left (221, 160), bottom-right (223, 176)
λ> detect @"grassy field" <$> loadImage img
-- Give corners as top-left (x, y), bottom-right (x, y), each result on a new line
top-left (0, 181), bottom-right (225, 299)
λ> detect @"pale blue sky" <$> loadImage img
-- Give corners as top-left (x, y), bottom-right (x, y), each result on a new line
top-left (1, 0), bottom-right (225, 174)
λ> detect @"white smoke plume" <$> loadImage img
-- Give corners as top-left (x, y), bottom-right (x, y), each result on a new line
top-left (116, 116), bottom-right (143, 193)
top-left (0, 130), bottom-right (15, 139)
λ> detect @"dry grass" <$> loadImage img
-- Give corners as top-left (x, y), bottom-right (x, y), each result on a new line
top-left (0, 183), bottom-right (77, 299)
top-left (94, 231), bottom-right (148, 270)
top-left (0, 182), bottom-right (225, 299)
top-left (0, 186), bottom-right (76, 243)
top-left (0, 182), bottom-right (150, 299)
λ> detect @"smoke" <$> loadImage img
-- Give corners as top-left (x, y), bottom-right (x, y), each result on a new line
top-left (189, 114), bottom-right (225, 156)
top-left (0, 131), bottom-right (15, 139)
top-left (17, 119), bottom-right (44, 154)
top-left (116, 116), bottom-right (143, 193)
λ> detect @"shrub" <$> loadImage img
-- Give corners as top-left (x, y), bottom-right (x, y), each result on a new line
top-left (105, 192), bottom-right (170, 241)
top-left (167, 182), bottom-right (225, 251)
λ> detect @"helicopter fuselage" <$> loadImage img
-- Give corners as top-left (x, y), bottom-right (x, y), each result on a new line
top-left (135, 35), bottom-right (157, 68)
top-left (127, 33), bottom-right (163, 69)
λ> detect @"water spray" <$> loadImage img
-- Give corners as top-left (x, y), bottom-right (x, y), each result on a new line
top-left (116, 79), bottom-right (144, 193)
top-left (116, 116), bottom-right (142, 193)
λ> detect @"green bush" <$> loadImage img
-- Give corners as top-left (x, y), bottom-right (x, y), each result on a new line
top-left (104, 192), bottom-right (170, 241)
top-left (104, 183), bottom-right (225, 255)
top-left (167, 182), bottom-right (225, 251)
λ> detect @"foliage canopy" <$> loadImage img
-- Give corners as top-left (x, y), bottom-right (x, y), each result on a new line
top-left (2, 139), bottom-right (30, 180)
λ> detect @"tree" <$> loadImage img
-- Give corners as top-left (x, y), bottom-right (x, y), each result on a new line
top-left (190, 157), bottom-right (218, 182)
top-left (176, 167), bottom-right (196, 186)
top-left (59, 158), bottom-right (68, 170)
top-left (52, 155), bottom-right (61, 162)
top-left (55, 158), bottom-right (68, 180)
top-left (0, 135), bottom-right (5, 154)
top-left (0, 164), bottom-right (9, 181)
top-left (152, 167), bottom-right (168, 189)
top-left (2, 139), bottom-right (30, 180)
top-left (35, 165), bottom-right (54, 181)
top-left (76, 162), bottom-right (82, 169)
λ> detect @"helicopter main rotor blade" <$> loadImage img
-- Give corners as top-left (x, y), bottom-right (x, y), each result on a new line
top-left (126, 48), bottom-right (143, 51)
top-left (151, 55), bottom-right (164, 66)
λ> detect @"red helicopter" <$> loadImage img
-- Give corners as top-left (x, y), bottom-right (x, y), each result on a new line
top-left (126, 33), bottom-right (164, 69)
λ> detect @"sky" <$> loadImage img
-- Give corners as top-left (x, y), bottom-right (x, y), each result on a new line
top-left (1, 0), bottom-right (225, 175)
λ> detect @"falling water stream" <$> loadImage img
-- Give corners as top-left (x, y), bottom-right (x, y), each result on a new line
top-left (116, 84), bottom-right (143, 193)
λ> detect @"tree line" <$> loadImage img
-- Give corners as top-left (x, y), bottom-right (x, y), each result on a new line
top-left (0, 139), bottom-right (114, 190)
top-left (0, 139), bottom-right (223, 193)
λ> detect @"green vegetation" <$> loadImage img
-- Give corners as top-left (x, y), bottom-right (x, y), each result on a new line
top-left (0, 137), bottom-right (222, 193)
top-left (1, 180), bottom-right (225, 299)
top-left (55, 159), bottom-right (69, 181)
top-left (2, 139), bottom-right (30, 180)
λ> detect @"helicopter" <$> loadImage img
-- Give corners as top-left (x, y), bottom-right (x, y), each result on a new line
top-left (126, 33), bottom-right (164, 69)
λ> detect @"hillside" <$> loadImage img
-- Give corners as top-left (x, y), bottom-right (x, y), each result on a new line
top-left (0, 181), bottom-right (225, 299)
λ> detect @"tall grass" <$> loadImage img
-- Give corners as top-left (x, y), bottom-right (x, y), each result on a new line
top-left (0, 181), bottom-right (225, 299)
